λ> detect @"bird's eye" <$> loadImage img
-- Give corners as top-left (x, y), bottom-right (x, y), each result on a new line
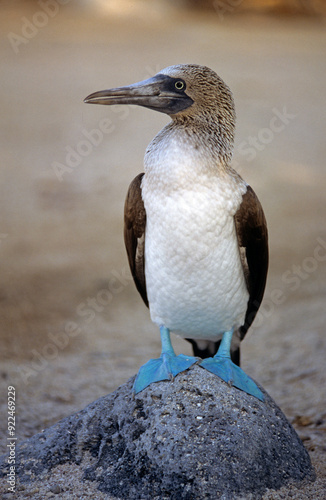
top-left (175, 80), bottom-right (185, 90)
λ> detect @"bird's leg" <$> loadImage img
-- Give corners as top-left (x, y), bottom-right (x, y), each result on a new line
top-left (133, 326), bottom-right (198, 394)
top-left (199, 330), bottom-right (264, 401)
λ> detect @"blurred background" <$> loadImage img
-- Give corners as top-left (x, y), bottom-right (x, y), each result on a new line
top-left (0, 0), bottom-right (325, 470)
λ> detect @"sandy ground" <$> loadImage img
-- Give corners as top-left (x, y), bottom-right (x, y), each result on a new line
top-left (0, 1), bottom-right (325, 498)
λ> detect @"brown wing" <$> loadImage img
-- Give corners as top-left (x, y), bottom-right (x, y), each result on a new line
top-left (124, 173), bottom-right (148, 307)
top-left (234, 185), bottom-right (269, 339)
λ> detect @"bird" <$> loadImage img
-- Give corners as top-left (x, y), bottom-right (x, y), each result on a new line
top-left (84, 64), bottom-right (268, 401)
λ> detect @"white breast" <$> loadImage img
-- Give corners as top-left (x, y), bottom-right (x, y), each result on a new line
top-left (141, 127), bottom-right (249, 341)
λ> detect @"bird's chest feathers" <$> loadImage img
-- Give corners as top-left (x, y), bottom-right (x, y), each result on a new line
top-left (141, 129), bottom-right (248, 337)
top-left (142, 131), bottom-right (246, 254)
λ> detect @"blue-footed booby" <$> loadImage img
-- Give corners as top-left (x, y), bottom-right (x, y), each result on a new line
top-left (84, 64), bottom-right (268, 401)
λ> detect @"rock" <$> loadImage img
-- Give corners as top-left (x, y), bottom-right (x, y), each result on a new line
top-left (0, 365), bottom-right (315, 499)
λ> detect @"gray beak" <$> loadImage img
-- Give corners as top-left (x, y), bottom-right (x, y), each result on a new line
top-left (84, 74), bottom-right (193, 115)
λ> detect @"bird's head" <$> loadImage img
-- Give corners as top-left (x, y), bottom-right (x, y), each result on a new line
top-left (84, 64), bottom-right (235, 125)
top-left (84, 64), bottom-right (236, 162)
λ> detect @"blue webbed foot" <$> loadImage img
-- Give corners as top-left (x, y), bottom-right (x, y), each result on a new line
top-left (133, 326), bottom-right (198, 394)
top-left (133, 352), bottom-right (198, 394)
top-left (199, 330), bottom-right (264, 402)
top-left (200, 356), bottom-right (264, 401)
